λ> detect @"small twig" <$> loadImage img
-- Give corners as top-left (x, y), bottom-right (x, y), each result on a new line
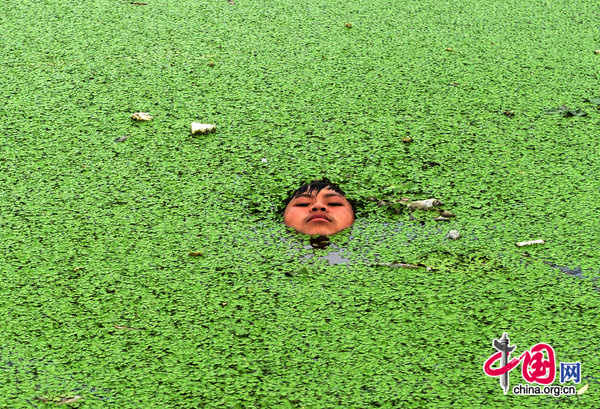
top-left (114, 325), bottom-right (137, 330)
top-left (516, 239), bottom-right (545, 247)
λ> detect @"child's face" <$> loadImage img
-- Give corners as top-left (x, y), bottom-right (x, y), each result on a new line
top-left (283, 187), bottom-right (355, 236)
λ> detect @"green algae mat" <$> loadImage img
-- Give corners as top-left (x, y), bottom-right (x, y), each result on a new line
top-left (1, 0), bottom-right (600, 407)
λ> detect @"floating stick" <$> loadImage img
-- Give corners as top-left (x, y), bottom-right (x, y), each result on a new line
top-left (515, 239), bottom-right (545, 247)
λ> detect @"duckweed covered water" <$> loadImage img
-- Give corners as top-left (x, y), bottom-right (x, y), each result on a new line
top-left (1, 0), bottom-right (600, 407)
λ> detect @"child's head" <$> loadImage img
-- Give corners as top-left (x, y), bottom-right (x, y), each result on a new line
top-left (283, 179), bottom-right (355, 236)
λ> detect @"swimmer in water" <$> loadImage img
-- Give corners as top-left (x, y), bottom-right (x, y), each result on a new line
top-left (283, 179), bottom-right (356, 236)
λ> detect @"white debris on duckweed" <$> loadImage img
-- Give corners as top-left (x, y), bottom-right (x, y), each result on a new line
top-left (130, 112), bottom-right (153, 121)
top-left (191, 122), bottom-right (216, 135)
top-left (407, 198), bottom-right (442, 211)
top-left (447, 230), bottom-right (461, 240)
top-left (515, 239), bottom-right (545, 247)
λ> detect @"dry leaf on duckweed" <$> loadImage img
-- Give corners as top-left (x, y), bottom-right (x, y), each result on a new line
top-left (438, 210), bottom-right (455, 217)
top-left (58, 395), bottom-right (83, 404)
top-left (130, 112), bottom-right (153, 121)
top-left (577, 384), bottom-right (589, 395)
top-left (114, 135), bottom-right (131, 142)
top-left (407, 198), bottom-right (442, 211)
top-left (191, 123), bottom-right (216, 135)
top-left (114, 325), bottom-right (137, 330)
top-left (188, 251), bottom-right (203, 257)
top-left (37, 395), bottom-right (83, 404)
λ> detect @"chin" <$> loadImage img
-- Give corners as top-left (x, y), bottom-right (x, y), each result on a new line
top-left (292, 226), bottom-right (325, 235)
top-left (303, 227), bottom-right (337, 236)
top-left (311, 230), bottom-right (332, 236)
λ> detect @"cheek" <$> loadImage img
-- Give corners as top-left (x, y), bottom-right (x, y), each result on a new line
top-left (337, 208), bottom-right (354, 225)
top-left (284, 208), bottom-right (304, 225)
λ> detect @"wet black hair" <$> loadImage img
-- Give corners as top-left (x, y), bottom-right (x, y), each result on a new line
top-left (281, 178), bottom-right (357, 216)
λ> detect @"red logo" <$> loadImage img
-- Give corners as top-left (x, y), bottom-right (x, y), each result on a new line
top-left (483, 342), bottom-right (556, 385)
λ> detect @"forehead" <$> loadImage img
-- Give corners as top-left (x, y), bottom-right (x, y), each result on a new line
top-left (290, 189), bottom-right (348, 203)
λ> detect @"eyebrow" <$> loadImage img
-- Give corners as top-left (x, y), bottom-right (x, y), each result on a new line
top-left (295, 193), bottom-right (345, 200)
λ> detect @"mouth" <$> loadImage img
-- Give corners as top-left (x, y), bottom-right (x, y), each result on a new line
top-left (307, 214), bottom-right (331, 222)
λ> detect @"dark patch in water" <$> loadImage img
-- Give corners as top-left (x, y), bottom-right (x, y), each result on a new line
top-left (301, 240), bottom-right (351, 265)
top-left (0, 348), bottom-right (113, 406)
top-left (543, 262), bottom-right (600, 291)
top-left (308, 236), bottom-right (331, 250)
top-left (544, 261), bottom-right (584, 277)
top-left (318, 249), bottom-right (351, 265)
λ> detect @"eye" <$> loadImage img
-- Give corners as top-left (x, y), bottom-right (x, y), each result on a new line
top-left (295, 203), bottom-right (310, 207)
top-left (329, 202), bottom-right (343, 206)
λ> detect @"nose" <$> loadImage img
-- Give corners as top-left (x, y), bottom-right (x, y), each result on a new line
top-left (311, 200), bottom-right (326, 212)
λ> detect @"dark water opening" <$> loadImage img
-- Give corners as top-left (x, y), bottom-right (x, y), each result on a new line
top-left (281, 222), bottom-right (600, 288)
top-left (543, 262), bottom-right (584, 278)
top-left (291, 221), bottom-right (450, 266)
top-left (543, 261), bottom-right (600, 291)
top-left (300, 238), bottom-right (352, 265)
top-left (0, 348), bottom-right (113, 407)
